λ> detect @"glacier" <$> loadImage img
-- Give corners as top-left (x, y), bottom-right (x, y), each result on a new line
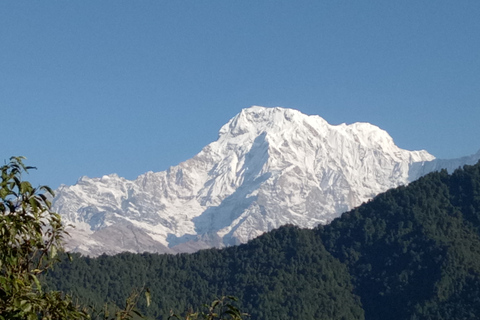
top-left (52, 106), bottom-right (480, 256)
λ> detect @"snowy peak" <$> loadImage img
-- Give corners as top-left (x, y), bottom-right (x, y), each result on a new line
top-left (53, 106), bottom-right (479, 256)
top-left (218, 106), bottom-right (309, 137)
top-left (219, 106), bottom-right (428, 160)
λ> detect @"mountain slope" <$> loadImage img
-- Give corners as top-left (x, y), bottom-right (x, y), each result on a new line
top-left (319, 162), bottom-right (480, 320)
top-left (47, 162), bottom-right (480, 320)
top-left (52, 106), bottom-right (480, 256)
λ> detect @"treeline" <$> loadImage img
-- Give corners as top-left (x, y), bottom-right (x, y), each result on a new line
top-left (45, 162), bottom-right (480, 320)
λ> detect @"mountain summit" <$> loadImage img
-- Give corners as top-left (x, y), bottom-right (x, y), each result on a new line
top-left (52, 106), bottom-right (480, 256)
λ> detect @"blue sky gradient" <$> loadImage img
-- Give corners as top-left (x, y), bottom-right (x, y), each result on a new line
top-left (2, 1), bottom-right (479, 188)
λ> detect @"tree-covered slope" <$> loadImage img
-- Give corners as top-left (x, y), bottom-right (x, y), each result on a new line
top-left (46, 162), bottom-right (480, 320)
top-left (48, 226), bottom-right (362, 320)
top-left (320, 162), bottom-right (480, 319)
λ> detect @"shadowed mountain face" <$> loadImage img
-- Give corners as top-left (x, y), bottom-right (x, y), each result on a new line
top-left (52, 106), bottom-right (480, 256)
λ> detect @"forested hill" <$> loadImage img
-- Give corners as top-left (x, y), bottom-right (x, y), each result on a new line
top-left (46, 161), bottom-right (480, 320)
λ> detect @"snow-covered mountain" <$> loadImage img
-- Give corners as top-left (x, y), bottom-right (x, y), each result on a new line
top-left (52, 106), bottom-right (480, 256)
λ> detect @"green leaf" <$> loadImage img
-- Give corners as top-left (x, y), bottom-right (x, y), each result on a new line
top-left (20, 181), bottom-right (32, 194)
top-left (41, 185), bottom-right (55, 197)
top-left (29, 197), bottom-right (38, 213)
top-left (50, 245), bottom-right (58, 259)
top-left (22, 302), bottom-right (32, 313)
top-left (132, 309), bottom-right (143, 317)
top-left (31, 274), bottom-right (42, 294)
top-left (145, 288), bottom-right (151, 307)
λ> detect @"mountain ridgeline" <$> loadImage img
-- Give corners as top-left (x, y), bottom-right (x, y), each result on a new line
top-left (52, 106), bottom-right (480, 256)
top-left (47, 161), bottom-right (480, 319)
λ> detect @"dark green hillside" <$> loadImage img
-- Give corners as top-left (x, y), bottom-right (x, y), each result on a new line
top-left (320, 163), bottom-right (480, 319)
top-left (47, 226), bottom-right (363, 320)
top-left (46, 162), bottom-right (480, 320)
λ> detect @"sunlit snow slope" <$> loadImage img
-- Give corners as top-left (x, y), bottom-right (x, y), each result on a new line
top-left (52, 106), bottom-right (480, 256)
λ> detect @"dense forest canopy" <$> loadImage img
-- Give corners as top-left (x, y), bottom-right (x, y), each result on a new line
top-left (46, 162), bottom-right (480, 320)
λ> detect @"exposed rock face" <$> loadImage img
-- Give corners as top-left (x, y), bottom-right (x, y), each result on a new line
top-left (52, 106), bottom-right (480, 256)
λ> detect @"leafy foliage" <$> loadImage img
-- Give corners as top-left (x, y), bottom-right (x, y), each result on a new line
top-left (168, 296), bottom-right (247, 320)
top-left (0, 156), bottom-right (88, 319)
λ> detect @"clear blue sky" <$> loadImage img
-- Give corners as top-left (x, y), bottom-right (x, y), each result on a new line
top-left (2, 1), bottom-right (479, 189)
